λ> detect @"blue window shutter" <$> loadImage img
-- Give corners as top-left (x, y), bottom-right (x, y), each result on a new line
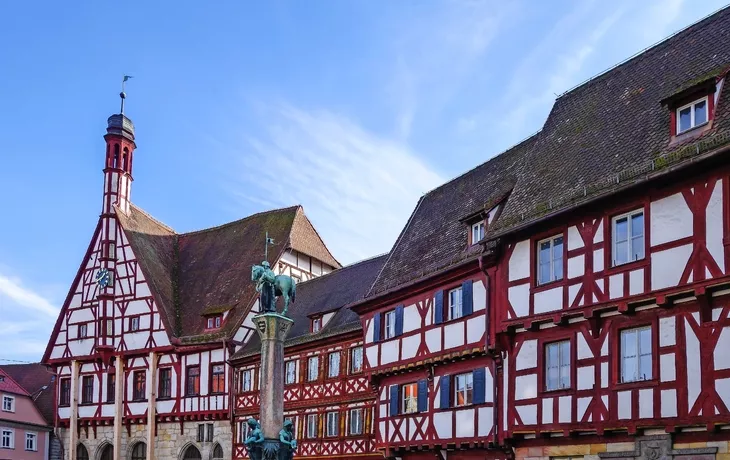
top-left (462, 280), bottom-right (473, 316)
top-left (434, 290), bottom-right (444, 324)
top-left (472, 368), bottom-right (486, 404)
top-left (439, 375), bottom-right (450, 409)
top-left (395, 304), bottom-right (404, 337)
top-left (373, 313), bottom-right (381, 343)
top-left (389, 385), bottom-right (399, 416)
top-left (417, 379), bottom-right (428, 412)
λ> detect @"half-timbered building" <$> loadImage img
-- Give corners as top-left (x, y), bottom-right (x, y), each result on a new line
top-left (41, 105), bottom-right (340, 460)
top-left (352, 6), bottom-right (730, 460)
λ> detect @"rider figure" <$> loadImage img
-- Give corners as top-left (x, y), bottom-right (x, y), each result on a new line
top-left (257, 261), bottom-right (277, 312)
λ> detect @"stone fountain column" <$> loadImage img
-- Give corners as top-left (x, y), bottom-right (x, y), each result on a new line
top-left (252, 311), bottom-right (294, 459)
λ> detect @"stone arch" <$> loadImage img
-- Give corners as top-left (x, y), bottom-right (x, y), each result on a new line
top-left (76, 442), bottom-right (90, 460)
top-left (179, 442), bottom-right (202, 460)
top-left (210, 443), bottom-right (224, 460)
top-left (94, 441), bottom-right (114, 460)
top-left (127, 440), bottom-right (147, 460)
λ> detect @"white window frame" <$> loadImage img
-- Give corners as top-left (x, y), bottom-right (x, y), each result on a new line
top-left (676, 96), bottom-right (709, 134)
top-left (537, 235), bottom-right (563, 285)
top-left (307, 356), bottom-right (319, 381)
top-left (383, 310), bottom-right (396, 339)
top-left (1, 428), bottom-right (13, 449)
top-left (78, 323), bottom-right (88, 339)
top-left (545, 340), bottom-right (571, 391)
top-left (348, 408), bottom-right (363, 435)
top-left (328, 352), bottom-right (340, 378)
top-left (350, 347), bottom-right (363, 374)
top-left (312, 317), bottom-right (322, 333)
top-left (471, 221), bottom-right (485, 244)
top-left (130, 316), bottom-right (140, 332)
top-left (621, 326), bottom-right (653, 383)
top-left (306, 414), bottom-right (318, 438)
top-left (2, 395), bottom-right (15, 412)
top-left (454, 372), bottom-right (473, 407)
top-left (325, 411), bottom-right (339, 437)
top-left (240, 370), bottom-right (252, 392)
top-left (285, 361), bottom-right (297, 384)
top-left (612, 209), bottom-right (644, 266)
top-left (448, 287), bottom-right (463, 320)
top-left (215, 316), bottom-right (221, 328)
top-left (25, 432), bottom-right (37, 451)
top-left (401, 382), bottom-right (418, 414)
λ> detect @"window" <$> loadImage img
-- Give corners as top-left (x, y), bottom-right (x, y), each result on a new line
top-left (328, 352), bottom-right (340, 378)
top-left (159, 368), bottom-right (172, 398)
top-left (621, 326), bottom-right (652, 382)
top-left (197, 424), bottom-right (205, 442)
top-left (349, 409), bottom-right (363, 435)
top-left (612, 210), bottom-right (644, 266)
top-left (384, 310), bottom-right (396, 339)
top-left (211, 364), bottom-right (225, 394)
top-left (212, 444), bottom-right (224, 460)
top-left (108, 242), bottom-right (116, 259)
top-left (1, 395), bottom-right (14, 412)
top-left (307, 356), bottom-right (319, 381)
top-left (107, 271), bottom-right (114, 287)
top-left (206, 423), bottom-right (214, 442)
top-left (545, 340), bottom-right (571, 391)
top-left (537, 235), bottom-right (563, 285)
top-left (81, 376), bottom-right (94, 404)
top-left (350, 347), bottom-right (363, 374)
top-left (77, 443), bottom-right (90, 460)
top-left (131, 442), bottom-right (146, 460)
top-left (106, 374), bottom-right (115, 403)
top-left (325, 411), bottom-right (339, 437)
top-left (312, 317), bottom-right (322, 333)
top-left (105, 319), bottom-right (113, 336)
top-left (1, 429), bottom-right (13, 449)
top-left (306, 414), bottom-right (318, 438)
top-left (401, 382), bottom-right (418, 414)
top-left (78, 323), bottom-right (88, 339)
top-left (471, 221), bottom-right (485, 244)
top-left (448, 287), bottom-right (463, 320)
top-left (129, 316), bottom-right (140, 332)
top-left (25, 432), bottom-right (37, 451)
top-left (215, 316), bottom-right (221, 328)
top-left (285, 361), bottom-right (297, 384)
top-left (206, 315), bottom-right (222, 329)
top-left (677, 97), bottom-right (709, 134)
top-left (133, 371), bottom-right (146, 401)
top-left (60, 378), bottom-right (71, 406)
top-left (454, 372), bottom-right (473, 407)
top-left (187, 366), bottom-right (200, 396)
top-left (240, 370), bottom-right (253, 392)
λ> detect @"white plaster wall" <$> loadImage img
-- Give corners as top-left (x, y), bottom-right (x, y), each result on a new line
top-left (717, 378), bottom-right (730, 410)
top-left (629, 269), bottom-right (644, 295)
top-left (577, 365), bottom-right (594, 390)
top-left (454, 409), bottom-right (474, 437)
top-left (365, 318), bottom-right (374, 343)
top-left (516, 340), bottom-right (537, 370)
top-left (477, 407), bottom-right (493, 436)
top-left (659, 317), bottom-right (676, 347)
top-left (380, 341), bottom-right (398, 365)
top-left (651, 244), bottom-right (693, 290)
top-left (577, 333), bottom-right (592, 359)
top-left (661, 389), bottom-right (678, 417)
top-left (509, 241), bottom-right (530, 281)
top-left (715, 327), bottom-right (730, 370)
top-left (594, 220), bottom-right (604, 244)
top-left (533, 287), bottom-right (562, 314)
top-left (433, 412), bottom-right (451, 439)
top-left (577, 397), bottom-right (590, 421)
top-left (594, 248), bottom-right (604, 272)
top-left (568, 255), bottom-right (585, 278)
top-left (365, 345), bottom-right (378, 368)
top-left (400, 335), bottom-right (419, 360)
top-left (508, 285), bottom-right (530, 318)
top-left (639, 389), bottom-right (653, 418)
top-left (618, 391), bottom-right (631, 419)
top-left (558, 396), bottom-right (571, 423)
top-left (685, 320), bottom-right (702, 410)
top-left (706, 180), bottom-right (725, 273)
top-left (474, 280), bottom-right (487, 312)
top-left (609, 274), bottom-right (623, 300)
top-left (660, 353), bottom-right (676, 382)
top-left (542, 398), bottom-right (553, 424)
top-left (650, 193), bottom-right (693, 246)
top-left (516, 404), bottom-right (536, 425)
top-left (402, 305), bottom-right (420, 333)
top-left (466, 316), bottom-right (486, 344)
top-left (514, 374), bottom-right (537, 400)
top-left (443, 323), bottom-right (465, 349)
top-left (425, 329), bottom-right (441, 354)
top-left (567, 226), bottom-right (584, 251)
top-left (569, 283), bottom-right (581, 308)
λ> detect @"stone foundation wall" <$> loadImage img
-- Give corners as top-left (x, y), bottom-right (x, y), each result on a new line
top-left (514, 438), bottom-right (730, 460)
top-left (58, 420), bottom-right (232, 460)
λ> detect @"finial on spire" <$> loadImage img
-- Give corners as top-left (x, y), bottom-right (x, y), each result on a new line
top-left (120, 75), bottom-right (133, 114)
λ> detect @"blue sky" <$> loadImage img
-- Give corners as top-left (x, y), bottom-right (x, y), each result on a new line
top-left (0, 0), bottom-right (727, 362)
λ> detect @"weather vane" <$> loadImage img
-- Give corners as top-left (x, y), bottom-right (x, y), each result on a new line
top-left (120, 75), bottom-right (133, 114)
top-left (264, 232), bottom-right (275, 263)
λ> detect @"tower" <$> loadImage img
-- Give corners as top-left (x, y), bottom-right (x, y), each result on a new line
top-left (102, 90), bottom-right (136, 216)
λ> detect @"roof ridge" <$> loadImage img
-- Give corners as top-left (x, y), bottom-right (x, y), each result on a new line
top-left (126, 203), bottom-right (177, 233)
top-left (291, 207), bottom-right (342, 268)
top-left (180, 205), bottom-right (301, 237)
top-left (0, 368), bottom-right (30, 396)
top-left (557, 4), bottom-right (730, 99)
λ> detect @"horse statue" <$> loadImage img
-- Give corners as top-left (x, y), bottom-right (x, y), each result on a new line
top-left (251, 261), bottom-right (297, 316)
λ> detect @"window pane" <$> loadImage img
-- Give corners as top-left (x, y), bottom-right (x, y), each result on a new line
top-left (631, 213), bottom-right (644, 237)
top-left (539, 241), bottom-right (550, 264)
top-left (560, 364), bottom-right (570, 388)
top-left (622, 330), bottom-right (637, 358)
top-left (547, 366), bottom-right (558, 390)
top-left (695, 100), bottom-right (707, 125)
top-left (639, 328), bottom-right (652, 356)
top-left (679, 106), bottom-right (692, 131)
top-left (615, 217), bottom-right (628, 242)
top-left (639, 354), bottom-right (653, 380)
top-left (615, 240), bottom-right (628, 265)
top-left (632, 235), bottom-right (644, 261)
top-left (539, 261), bottom-right (550, 284)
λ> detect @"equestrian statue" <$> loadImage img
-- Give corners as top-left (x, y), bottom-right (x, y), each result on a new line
top-left (250, 233), bottom-right (297, 316)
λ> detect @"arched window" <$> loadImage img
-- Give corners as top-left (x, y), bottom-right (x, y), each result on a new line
top-left (131, 442), bottom-right (146, 460)
top-left (77, 444), bottom-right (89, 460)
top-left (100, 444), bottom-right (114, 460)
top-left (212, 444), bottom-right (223, 460)
top-left (122, 148), bottom-right (129, 171)
top-left (182, 445), bottom-right (202, 460)
top-left (113, 145), bottom-right (120, 169)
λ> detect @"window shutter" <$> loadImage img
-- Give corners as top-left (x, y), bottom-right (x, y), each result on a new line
top-left (373, 314), bottom-right (381, 343)
top-left (417, 379), bottom-right (428, 412)
top-left (389, 385), bottom-right (399, 416)
top-left (439, 375), bottom-right (450, 409)
top-left (462, 280), bottom-right (473, 316)
top-left (472, 368), bottom-right (486, 404)
top-left (434, 290), bottom-right (444, 324)
top-left (395, 304), bottom-right (404, 337)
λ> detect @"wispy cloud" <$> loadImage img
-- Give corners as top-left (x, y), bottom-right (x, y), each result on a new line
top-left (0, 273), bottom-right (58, 317)
top-left (222, 104), bottom-right (444, 265)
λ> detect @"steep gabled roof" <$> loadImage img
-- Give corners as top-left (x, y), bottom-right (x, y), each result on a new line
top-left (117, 204), bottom-right (341, 341)
top-left (0, 368), bottom-right (30, 396)
top-left (0, 364), bottom-right (55, 425)
top-left (233, 253), bottom-right (387, 360)
top-left (368, 5), bottom-right (730, 297)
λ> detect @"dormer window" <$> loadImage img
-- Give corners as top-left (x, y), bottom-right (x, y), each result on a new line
top-left (312, 317), bottom-right (322, 333)
top-left (471, 221), bottom-right (485, 244)
top-left (206, 315), bottom-right (222, 329)
top-left (677, 96), bottom-right (708, 134)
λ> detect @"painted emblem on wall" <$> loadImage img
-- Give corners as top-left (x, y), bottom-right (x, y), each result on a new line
top-left (95, 268), bottom-right (110, 288)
